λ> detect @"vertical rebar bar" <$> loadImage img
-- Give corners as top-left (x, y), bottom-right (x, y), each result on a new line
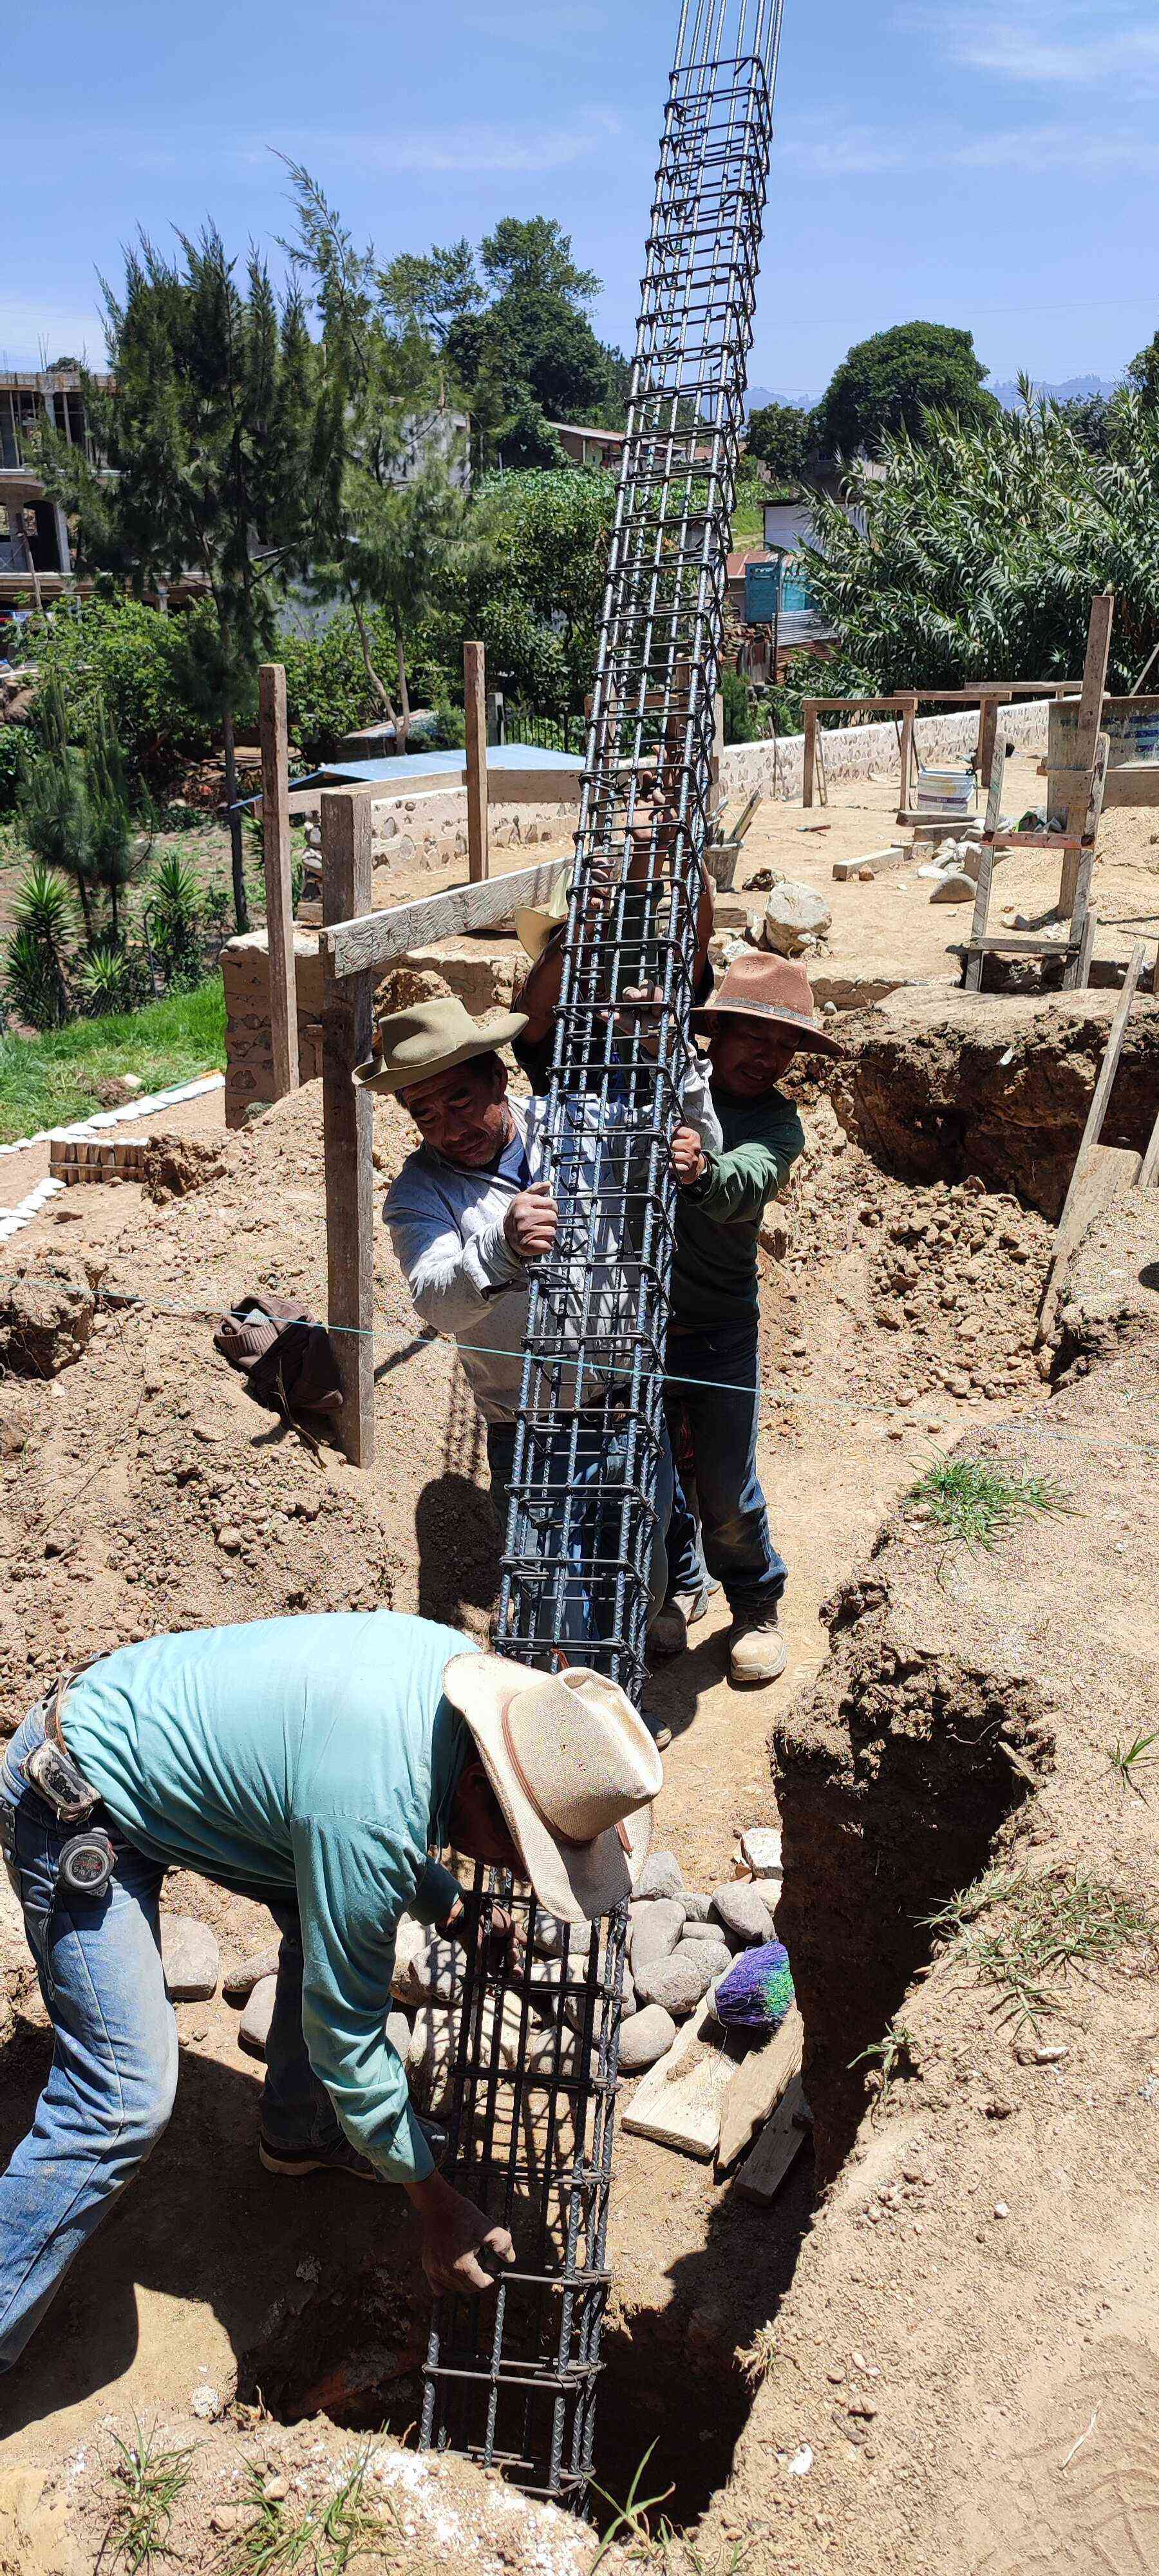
top-left (421, 1), bottom-right (782, 2507)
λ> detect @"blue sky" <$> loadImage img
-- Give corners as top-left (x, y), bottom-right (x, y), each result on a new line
top-left (6, 0), bottom-right (1156, 399)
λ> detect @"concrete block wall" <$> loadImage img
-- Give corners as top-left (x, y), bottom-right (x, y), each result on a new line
top-left (719, 697), bottom-right (1051, 806)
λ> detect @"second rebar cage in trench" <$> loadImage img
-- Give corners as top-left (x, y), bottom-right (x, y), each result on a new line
top-left (421, 0), bottom-right (784, 2508)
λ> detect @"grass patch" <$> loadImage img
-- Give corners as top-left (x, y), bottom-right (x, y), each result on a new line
top-left (104, 2421), bottom-right (194, 2573)
top-left (925, 1861), bottom-right (1156, 2035)
top-left (0, 974), bottom-right (224, 1142)
top-left (223, 2450), bottom-right (396, 2576)
top-left (908, 1455), bottom-right (1074, 1553)
top-left (730, 495), bottom-right (765, 545)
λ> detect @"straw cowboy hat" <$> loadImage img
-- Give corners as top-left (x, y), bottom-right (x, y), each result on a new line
top-left (514, 868), bottom-right (570, 962)
top-left (442, 1653), bottom-right (663, 1924)
top-left (692, 950), bottom-right (845, 1057)
top-left (353, 996), bottom-right (528, 1095)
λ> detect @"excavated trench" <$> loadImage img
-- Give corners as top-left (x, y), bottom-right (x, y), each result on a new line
top-left (236, 1040), bottom-right (1074, 2529)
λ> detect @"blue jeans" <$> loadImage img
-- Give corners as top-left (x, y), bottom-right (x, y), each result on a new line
top-left (664, 1317), bottom-right (786, 1618)
top-left (0, 1707), bottom-right (339, 2372)
top-left (487, 1408), bottom-right (674, 1653)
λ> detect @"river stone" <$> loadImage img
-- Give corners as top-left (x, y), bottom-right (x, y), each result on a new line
top-left (740, 1827), bottom-right (783, 1882)
top-left (162, 1917), bottom-right (220, 2003)
top-left (386, 2010), bottom-right (412, 2061)
top-left (928, 867), bottom-right (975, 905)
top-left (681, 1890), bottom-right (713, 1922)
top-left (636, 1938), bottom-right (730, 2017)
top-left (618, 2005), bottom-right (677, 2073)
top-left (634, 1850), bottom-right (685, 1902)
top-left (532, 1908), bottom-right (567, 1958)
top-left (762, 882), bottom-right (831, 956)
top-left (239, 1975), bottom-right (276, 2059)
top-left (393, 1937), bottom-right (462, 2010)
top-left (683, 1918), bottom-right (729, 1943)
top-left (710, 1882), bottom-right (773, 1946)
top-left (628, 1897), bottom-right (686, 1975)
top-left (223, 1945), bottom-right (281, 2003)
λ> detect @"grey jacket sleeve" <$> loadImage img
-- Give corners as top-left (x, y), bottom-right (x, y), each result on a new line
top-left (385, 1170), bottom-right (525, 1332)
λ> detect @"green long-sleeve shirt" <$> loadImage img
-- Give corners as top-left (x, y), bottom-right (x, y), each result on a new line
top-left (64, 1611), bottom-right (473, 2187)
top-left (670, 1085), bottom-right (805, 1332)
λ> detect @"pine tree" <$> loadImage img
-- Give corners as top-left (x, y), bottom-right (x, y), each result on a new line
top-left (38, 229), bottom-right (318, 931)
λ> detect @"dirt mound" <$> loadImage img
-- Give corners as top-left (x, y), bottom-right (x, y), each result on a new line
top-left (139, 1132), bottom-right (227, 1201)
top-left (697, 1309), bottom-right (1159, 2574)
top-left (0, 1083), bottom-right (498, 1727)
top-left (0, 1256), bottom-right (97, 1379)
top-left (834, 986), bottom-right (1159, 1218)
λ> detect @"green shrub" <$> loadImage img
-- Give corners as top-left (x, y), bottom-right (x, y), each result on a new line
top-left (0, 725), bottom-right (26, 817)
top-left (721, 667), bottom-right (760, 744)
top-left (21, 596), bottom-right (220, 800)
top-left (76, 940), bottom-right (139, 1017)
top-left (147, 851), bottom-right (203, 989)
top-left (2, 864), bottom-right (74, 1030)
top-left (278, 611), bottom-right (400, 762)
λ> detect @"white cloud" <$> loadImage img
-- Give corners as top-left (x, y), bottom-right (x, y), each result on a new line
top-left (910, 2), bottom-right (1159, 88)
top-left (257, 107), bottom-right (621, 181)
top-left (782, 113), bottom-right (1159, 180)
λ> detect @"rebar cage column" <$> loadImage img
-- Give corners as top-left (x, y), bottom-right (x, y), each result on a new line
top-left (422, 0), bottom-right (784, 2507)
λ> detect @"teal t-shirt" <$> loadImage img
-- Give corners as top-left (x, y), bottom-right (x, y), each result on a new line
top-left (64, 1611), bottom-right (474, 2186)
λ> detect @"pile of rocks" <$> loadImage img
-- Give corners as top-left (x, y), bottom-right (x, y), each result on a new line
top-left (622, 1835), bottom-right (782, 2074)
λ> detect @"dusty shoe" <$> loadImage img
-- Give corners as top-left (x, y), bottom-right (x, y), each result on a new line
top-left (648, 1582), bottom-right (716, 1660)
top-left (728, 1611), bottom-right (787, 1688)
top-left (258, 2133), bottom-right (381, 2182)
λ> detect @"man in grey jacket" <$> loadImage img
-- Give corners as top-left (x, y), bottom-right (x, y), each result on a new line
top-left (363, 996), bottom-right (720, 1685)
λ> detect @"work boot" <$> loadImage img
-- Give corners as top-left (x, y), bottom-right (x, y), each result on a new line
top-left (728, 1609), bottom-right (787, 1688)
top-left (648, 1580), bottom-right (717, 1660)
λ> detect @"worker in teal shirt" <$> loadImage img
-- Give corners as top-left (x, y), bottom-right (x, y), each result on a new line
top-left (0, 1611), bottom-right (661, 2373)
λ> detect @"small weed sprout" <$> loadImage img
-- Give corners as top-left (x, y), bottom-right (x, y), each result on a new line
top-left (735, 2322), bottom-right (778, 2390)
top-left (104, 2421), bottom-right (194, 2573)
top-left (908, 1457), bottom-right (1074, 1554)
top-left (222, 2447), bottom-right (390, 2576)
top-left (850, 2020), bottom-right (916, 2108)
top-left (925, 1862), bottom-right (1156, 2035)
top-left (1109, 1730), bottom-right (1159, 1794)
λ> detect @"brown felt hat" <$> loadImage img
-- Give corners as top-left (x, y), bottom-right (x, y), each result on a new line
top-left (353, 995), bottom-right (527, 1095)
top-left (692, 951), bottom-right (844, 1057)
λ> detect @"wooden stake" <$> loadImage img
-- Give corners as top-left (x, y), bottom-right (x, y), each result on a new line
top-left (1060, 592), bottom-right (1114, 917)
top-left (259, 664), bottom-right (299, 1100)
top-left (803, 701), bottom-right (817, 808)
top-left (464, 640), bottom-right (489, 884)
top-left (897, 692), bottom-right (916, 813)
top-left (321, 790), bottom-right (375, 1468)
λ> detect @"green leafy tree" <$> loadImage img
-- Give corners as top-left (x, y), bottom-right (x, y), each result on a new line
top-left (287, 169), bottom-right (466, 754)
top-left (815, 321), bottom-right (998, 460)
top-left (19, 674), bottom-right (98, 939)
top-left (746, 402), bottom-right (813, 484)
top-left (385, 213), bottom-right (625, 468)
top-left (37, 229), bottom-right (318, 930)
top-left (803, 390), bottom-right (1159, 694)
top-left (1127, 330), bottom-right (1159, 405)
top-left (17, 593), bottom-right (218, 802)
top-left (431, 465), bottom-right (616, 714)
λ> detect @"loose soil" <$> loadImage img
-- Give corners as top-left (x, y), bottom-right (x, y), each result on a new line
top-left (1, 768), bottom-right (1156, 2574)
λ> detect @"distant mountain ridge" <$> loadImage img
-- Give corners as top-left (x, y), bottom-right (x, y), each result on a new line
top-left (990, 374), bottom-right (1120, 410)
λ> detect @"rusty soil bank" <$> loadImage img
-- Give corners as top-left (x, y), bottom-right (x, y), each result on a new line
top-left (0, 982), bottom-right (1158, 2573)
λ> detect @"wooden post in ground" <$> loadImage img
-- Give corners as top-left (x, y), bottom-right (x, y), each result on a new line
top-left (897, 692), bottom-right (917, 814)
top-left (1060, 592), bottom-right (1115, 918)
top-left (321, 788), bottom-right (375, 1468)
top-left (803, 701), bottom-right (817, 807)
top-left (259, 663), bottom-right (299, 1100)
top-left (464, 640), bottom-right (489, 884)
top-left (711, 689), bottom-right (724, 815)
top-left (977, 689), bottom-right (1010, 788)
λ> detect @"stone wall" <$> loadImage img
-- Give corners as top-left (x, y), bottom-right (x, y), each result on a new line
top-left (368, 786), bottom-right (578, 874)
top-left (222, 930), bottom-right (324, 1129)
top-left (719, 696), bottom-right (1051, 805)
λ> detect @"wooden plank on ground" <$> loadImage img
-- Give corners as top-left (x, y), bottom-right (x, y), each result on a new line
top-left (832, 846), bottom-right (907, 882)
top-left (1139, 1102), bottom-right (1159, 1191)
top-left (717, 2005), bottom-right (804, 2174)
top-left (735, 2073), bottom-right (810, 2206)
top-left (1039, 941), bottom-right (1148, 1338)
top-left (621, 1991), bottom-right (733, 2161)
top-left (321, 858), bottom-right (567, 981)
top-left (464, 639), bottom-right (489, 885)
top-left (259, 663), bottom-right (299, 1099)
top-left (321, 790), bottom-right (375, 1468)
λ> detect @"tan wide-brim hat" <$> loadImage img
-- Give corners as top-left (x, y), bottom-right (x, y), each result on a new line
top-left (442, 1652), bottom-right (663, 1926)
top-left (353, 996), bottom-right (528, 1095)
top-left (692, 949), bottom-right (845, 1057)
top-left (514, 869), bottom-right (570, 963)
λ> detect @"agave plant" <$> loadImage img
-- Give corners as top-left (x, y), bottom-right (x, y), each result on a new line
top-left (75, 938), bottom-right (135, 1017)
top-left (3, 925), bottom-right (69, 1030)
top-left (148, 850), bottom-right (203, 989)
